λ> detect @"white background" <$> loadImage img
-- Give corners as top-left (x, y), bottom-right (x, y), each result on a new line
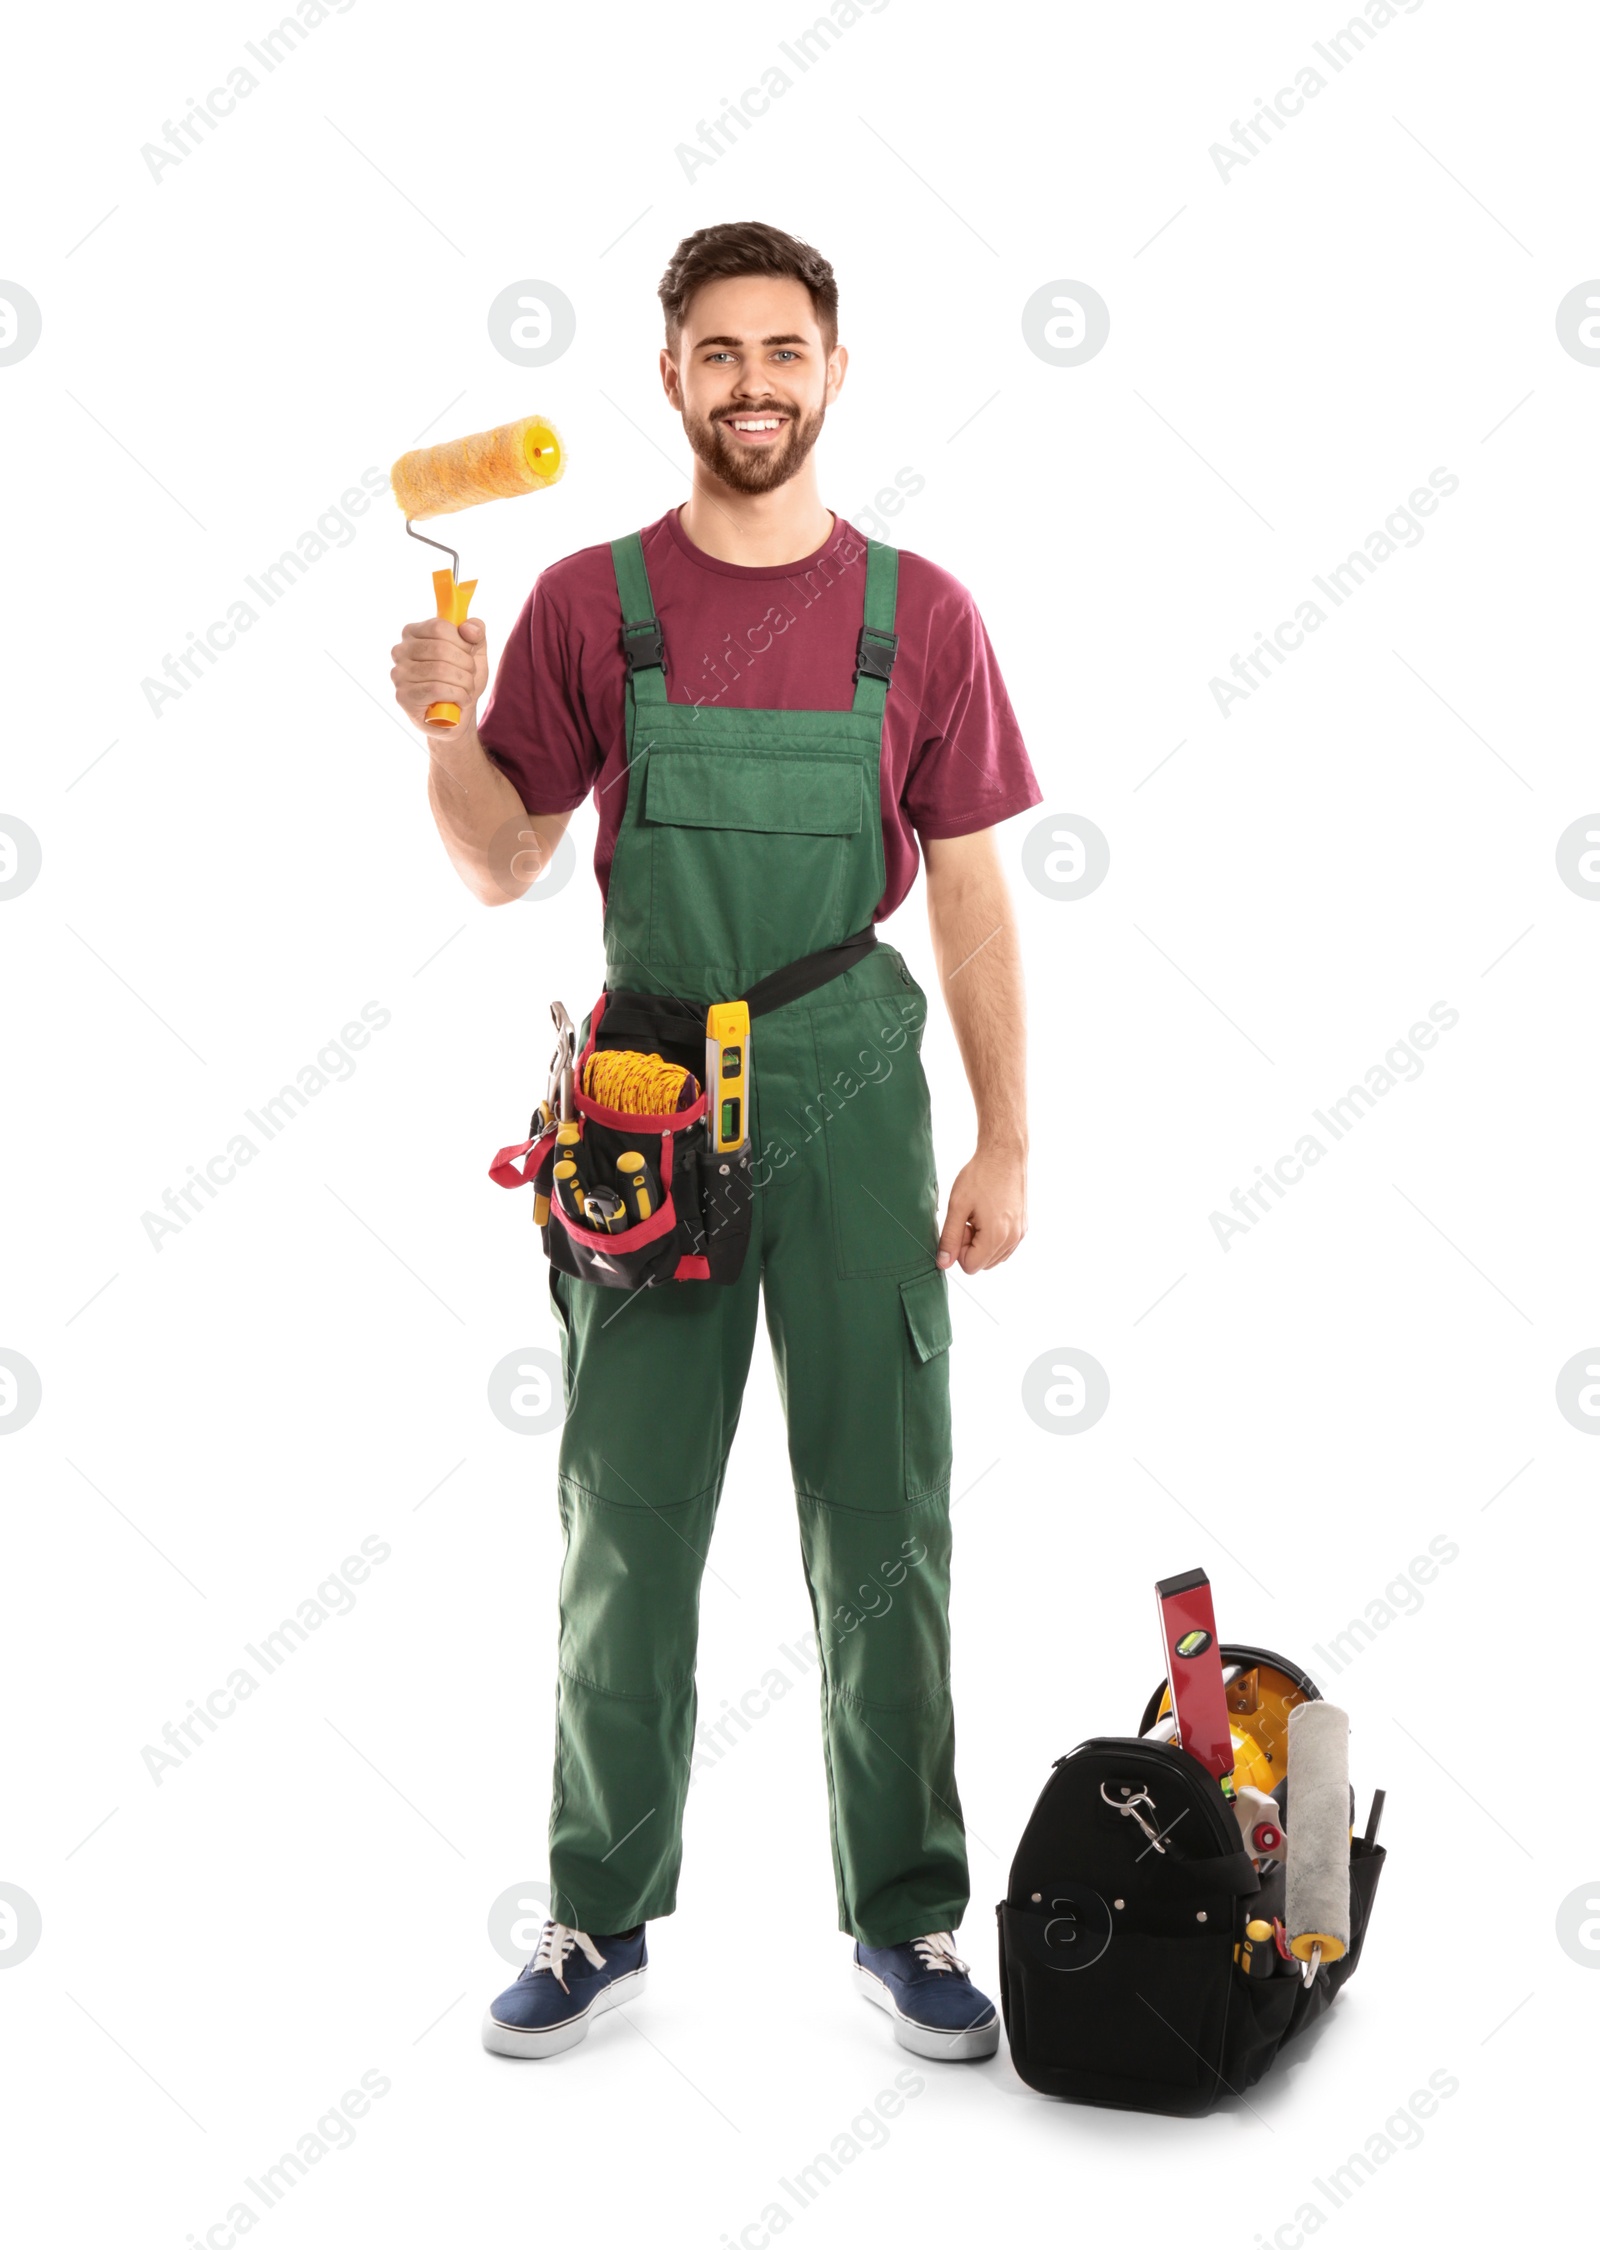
top-left (2, 1), bottom-right (1594, 2242)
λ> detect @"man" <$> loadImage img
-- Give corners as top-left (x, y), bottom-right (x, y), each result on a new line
top-left (391, 221), bottom-right (1039, 2065)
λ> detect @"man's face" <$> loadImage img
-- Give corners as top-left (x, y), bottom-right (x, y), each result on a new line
top-left (662, 274), bottom-right (846, 496)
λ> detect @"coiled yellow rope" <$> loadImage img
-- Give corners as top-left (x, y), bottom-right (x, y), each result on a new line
top-left (582, 1049), bottom-right (696, 1114)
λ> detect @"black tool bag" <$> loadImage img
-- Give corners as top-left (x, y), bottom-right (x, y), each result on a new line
top-left (996, 1690), bottom-right (1386, 2115)
top-left (488, 930), bottom-right (879, 1291)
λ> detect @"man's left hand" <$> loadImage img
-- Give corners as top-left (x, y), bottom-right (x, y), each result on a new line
top-left (935, 1144), bottom-right (1028, 1274)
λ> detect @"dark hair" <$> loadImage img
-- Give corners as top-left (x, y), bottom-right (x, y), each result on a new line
top-left (659, 221), bottom-right (838, 350)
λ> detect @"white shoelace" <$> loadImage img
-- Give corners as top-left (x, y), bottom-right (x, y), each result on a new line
top-left (530, 1920), bottom-right (607, 1992)
top-left (910, 1931), bottom-right (968, 1976)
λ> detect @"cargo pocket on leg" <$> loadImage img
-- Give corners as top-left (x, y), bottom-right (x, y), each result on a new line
top-left (900, 1269), bottom-right (952, 1501)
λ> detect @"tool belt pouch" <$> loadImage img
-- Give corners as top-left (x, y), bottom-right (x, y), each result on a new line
top-left (488, 989), bottom-right (753, 1291)
top-left (996, 1730), bottom-right (1385, 2117)
top-left (487, 936), bottom-right (879, 1290)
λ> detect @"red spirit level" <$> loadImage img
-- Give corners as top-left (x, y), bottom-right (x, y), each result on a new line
top-left (1155, 1567), bottom-right (1234, 1783)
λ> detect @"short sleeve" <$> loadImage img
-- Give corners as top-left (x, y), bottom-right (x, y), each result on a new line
top-left (900, 571), bottom-right (1042, 840)
top-left (477, 571), bottom-right (603, 817)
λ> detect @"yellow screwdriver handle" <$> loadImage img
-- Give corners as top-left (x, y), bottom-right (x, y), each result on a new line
top-left (426, 567), bottom-right (479, 729)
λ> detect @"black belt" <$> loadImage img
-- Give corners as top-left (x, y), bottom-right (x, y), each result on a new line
top-left (601, 928), bottom-right (878, 1064)
top-left (743, 924), bottom-right (878, 1016)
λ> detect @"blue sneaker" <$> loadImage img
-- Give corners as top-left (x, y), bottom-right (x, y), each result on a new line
top-left (852, 1930), bottom-right (999, 2061)
top-left (482, 1920), bottom-right (648, 2058)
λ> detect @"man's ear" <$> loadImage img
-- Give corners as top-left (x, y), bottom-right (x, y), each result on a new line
top-left (660, 344), bottom-right (683, 406)
top-left (826, 342), bottom-right (849, 405)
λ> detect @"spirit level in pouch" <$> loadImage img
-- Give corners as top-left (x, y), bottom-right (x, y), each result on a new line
top-left (705, 1001), bottom-right (751, 1154)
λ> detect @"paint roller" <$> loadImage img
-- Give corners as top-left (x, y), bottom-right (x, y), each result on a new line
top-left (1284, 1700), bottom-right (1351, 1985)
top-left (389, 415), bottom-right (565, 728)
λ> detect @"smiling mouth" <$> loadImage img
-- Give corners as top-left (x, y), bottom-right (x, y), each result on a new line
top-left (718, 413), bottom-right (790, 444)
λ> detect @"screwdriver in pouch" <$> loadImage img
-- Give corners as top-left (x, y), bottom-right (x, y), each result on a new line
top-left (1234, 1918), bottom-right (1277, 1979)
top-left (615, 1150), bottom-right (656, 1223)
top-left (552, 1160), bottom-right (585, 1223)
top-left (552, 1120), bottom-right (583, 1221)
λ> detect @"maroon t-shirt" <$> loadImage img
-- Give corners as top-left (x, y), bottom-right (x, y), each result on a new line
top-left (478, 505), bottom-right (1041, 919)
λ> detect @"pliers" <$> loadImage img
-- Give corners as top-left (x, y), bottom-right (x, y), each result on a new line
top-left (532, 1001), bottom-right (577, 1135)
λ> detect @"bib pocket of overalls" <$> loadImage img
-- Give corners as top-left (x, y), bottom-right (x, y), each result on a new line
top-left (899, 1268), bottom-right (953, 1500)
top-left (643, 750), bottom-right (862, 974)
top-left (811, 991), bottom-right (939, 1276)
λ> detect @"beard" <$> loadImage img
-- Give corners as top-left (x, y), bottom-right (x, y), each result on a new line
top-left (682, 399), bottom-right (827, 495)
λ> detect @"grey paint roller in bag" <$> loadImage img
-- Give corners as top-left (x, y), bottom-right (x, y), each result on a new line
top-left (1286, 1699), bottom-right (1351, 1980)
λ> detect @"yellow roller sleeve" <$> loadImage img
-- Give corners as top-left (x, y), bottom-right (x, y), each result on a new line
top-left (391, 416), bottom-right (565, 520)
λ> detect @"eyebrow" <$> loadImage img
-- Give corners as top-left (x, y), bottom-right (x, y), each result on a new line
top-left (693, 333), bottom-right (811, 349)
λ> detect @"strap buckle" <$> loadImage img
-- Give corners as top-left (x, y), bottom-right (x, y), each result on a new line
top-left (854, 624), bottom-right (899, 686)
top-left (622, 619), bottom-right (665, 673)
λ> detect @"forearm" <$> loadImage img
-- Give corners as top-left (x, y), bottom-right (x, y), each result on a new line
top-left (426, 722), bottom-right (565, 905)
top-left (926, 841), bottom-right (1028, 1154)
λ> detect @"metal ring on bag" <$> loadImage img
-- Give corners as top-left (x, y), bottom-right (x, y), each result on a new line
top-left (1100, 1779), bottom-right (1168, 1853)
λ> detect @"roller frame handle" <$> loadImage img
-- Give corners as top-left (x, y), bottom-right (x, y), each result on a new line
top-left (426, 568), bottom-right (479, 730)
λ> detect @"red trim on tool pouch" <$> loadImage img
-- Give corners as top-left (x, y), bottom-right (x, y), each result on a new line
top-left (548, 1127), bottom-right (680, 1252)
top-left (573, 990), bottom-right (709, 1131)
top-left (575, 1083), bottom-right (708, 1132)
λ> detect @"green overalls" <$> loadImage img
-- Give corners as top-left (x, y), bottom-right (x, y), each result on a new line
top-left (546, 529), bottom-right (968, 1948)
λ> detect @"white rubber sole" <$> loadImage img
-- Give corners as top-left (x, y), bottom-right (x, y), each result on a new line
top-left (481, 1965), bottom-right (648, 2059)
top-left (852, 1961), bottom-right (1000, 2062)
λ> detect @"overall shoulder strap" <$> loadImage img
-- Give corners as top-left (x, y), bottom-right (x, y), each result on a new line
top-left (609, 532), bottom-right (667, 706)
top-left (851, 538), bottom-right (900, 718)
